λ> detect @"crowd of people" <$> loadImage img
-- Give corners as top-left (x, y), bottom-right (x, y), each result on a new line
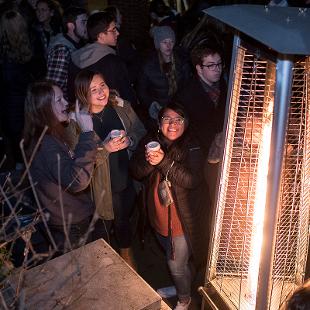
top-left (1, 1), bottom-right (309, 309)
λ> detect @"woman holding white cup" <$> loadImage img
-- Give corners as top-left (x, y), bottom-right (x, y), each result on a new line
top-left (130, 102), bottom-right (210, 310)
top-left (71, 69), bottom-right (146, 268)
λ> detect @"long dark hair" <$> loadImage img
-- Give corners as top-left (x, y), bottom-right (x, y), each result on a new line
top-left (23, 81), bottom-right (67, 157)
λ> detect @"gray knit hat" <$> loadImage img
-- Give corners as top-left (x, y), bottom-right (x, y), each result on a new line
top-left (152, 26), bottom-right (175, 49)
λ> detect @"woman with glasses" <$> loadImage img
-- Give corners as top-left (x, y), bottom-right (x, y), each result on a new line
top-left (130, 102), bottom-right (209, 310)
top-left (72, 69), bottom-right (146, 268)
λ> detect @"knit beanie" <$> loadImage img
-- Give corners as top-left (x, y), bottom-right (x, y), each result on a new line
top-left (152, 26), bottom-right (175, 49)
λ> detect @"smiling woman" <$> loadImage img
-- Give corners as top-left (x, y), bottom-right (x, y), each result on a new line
top-left (23, 80), bottom-right (98, 254)
top-left (130, 102), bottom-right (210, 310)
top-left (73, 69), bottom-right (146, 268)
top-left (51, 85), bottom-right (69, 122)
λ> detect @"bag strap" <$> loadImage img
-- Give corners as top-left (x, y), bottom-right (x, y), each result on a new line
top-left (165, 160), bottom-right (175, 182)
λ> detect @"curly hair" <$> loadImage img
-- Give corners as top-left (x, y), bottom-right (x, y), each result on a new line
top-left (0, 10), bottom-right (33, 64)
top-left (190, 43), bottom-right (222, 67)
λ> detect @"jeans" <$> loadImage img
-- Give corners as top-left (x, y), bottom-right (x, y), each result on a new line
top-left (156, 233), bottom-right (191, 300)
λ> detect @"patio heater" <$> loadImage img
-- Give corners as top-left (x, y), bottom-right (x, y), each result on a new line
top-left (200, 5), bottom-right (310, 310)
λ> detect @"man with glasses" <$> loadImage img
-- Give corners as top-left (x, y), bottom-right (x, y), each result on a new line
top-left (177, 44), bottom-right (226, 157)
top-left (177, 44), bottom-right (227, 212)
top-left (68, 11), bottom-right (136, 105)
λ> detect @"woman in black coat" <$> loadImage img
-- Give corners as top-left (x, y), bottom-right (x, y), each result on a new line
top-left (130, 102), bottom-right (209, 310)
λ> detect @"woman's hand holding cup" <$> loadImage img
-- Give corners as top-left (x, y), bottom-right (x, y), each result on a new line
top-left (104, 129), bottom-right (129, 153)
top-left (145, 141), bottom-right (164, 165)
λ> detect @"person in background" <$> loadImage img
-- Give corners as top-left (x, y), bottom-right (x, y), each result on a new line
top-left (130, 102), bottom-right (209, 310)
top-left (177, 43), bottom-right (226, 156)
top-left (23, 80), bottom-right (97, 253)
top-left (46, 6), bottom-right (88, 99)
top-left (104, 5), bottom-right (141, 88)
top-left (149, 0), bottom-right (179, 32)
top-left (137, 25), bottom-right (191, 130)
top-left (0, 10), bottom-right (45, 170)
top-left (284, 279), bottom-right (310, 310)
top-left (177, 43), bottom-right (227, 211)
top-left (68, 11), bottom-right (136, 106)
top-left (33, 0), bottom-right (62, 58)
top-left (17, 0), bottom-right (38, 26)
top-left (74, 69), bottom-right (146, 268)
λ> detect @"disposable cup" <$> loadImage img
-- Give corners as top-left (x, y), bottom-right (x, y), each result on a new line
top-left (110, 129), bottom-right (122, 139)
top-left (146, 141), bottom-right (160, 152)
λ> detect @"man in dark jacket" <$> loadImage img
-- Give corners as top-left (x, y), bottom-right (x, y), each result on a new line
top-left (177, 44), bottom-right (227, 157)
top-left (177, 44), bottom-right (227, 209)
top-left (68, 11), bottom-right (136, 105)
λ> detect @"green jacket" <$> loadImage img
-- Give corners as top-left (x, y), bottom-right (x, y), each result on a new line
top-left (65, 98), bottom-right (146, 220)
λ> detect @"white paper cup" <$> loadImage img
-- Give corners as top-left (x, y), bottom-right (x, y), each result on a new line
top-left (146, 141), bottom-right (160, 152)
top-left (110, 129), bottom-right (122, 139)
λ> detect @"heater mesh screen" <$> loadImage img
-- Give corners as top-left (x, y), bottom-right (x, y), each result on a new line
top-left (215, 54), bottom-right (270, 274)
top-left (208, 47), bottom-right (310, 309)
top-left (270, 58), bottom-right (310, 305)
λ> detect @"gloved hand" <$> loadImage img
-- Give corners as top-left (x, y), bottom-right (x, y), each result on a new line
top-left (148, 101), bottom-right (162, 120)
top-left (74, 100), bottom-right (93, 132)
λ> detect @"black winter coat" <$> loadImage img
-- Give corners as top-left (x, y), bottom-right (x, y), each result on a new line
top-left (137, 49), bottom-right (191, 109)
top-left (177, 75), bottom-right (227, 155)
top-left (130, 131), bottom-right (210, 269)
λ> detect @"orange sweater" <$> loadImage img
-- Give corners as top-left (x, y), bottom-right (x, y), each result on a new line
top-left (149, 173), bottom-right (183, 237)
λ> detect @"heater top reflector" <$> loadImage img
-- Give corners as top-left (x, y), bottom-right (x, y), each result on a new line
top-left (204, 5), bottom-right (310, 55)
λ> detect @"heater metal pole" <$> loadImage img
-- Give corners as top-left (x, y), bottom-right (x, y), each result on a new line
top-left (255, 56), bottom-right (294, 310)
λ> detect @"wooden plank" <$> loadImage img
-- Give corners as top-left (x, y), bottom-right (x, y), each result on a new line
top-left (9, 239), bottom-right (165, 310)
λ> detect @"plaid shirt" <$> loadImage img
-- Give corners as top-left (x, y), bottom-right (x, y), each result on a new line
top-left (46, 44), bottom-right (72, 99)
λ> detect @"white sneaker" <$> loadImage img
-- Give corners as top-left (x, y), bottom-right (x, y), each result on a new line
top-left (156, 286), bottom-right (177, 298)
top-left (174, 298), bottom-right (191, 310)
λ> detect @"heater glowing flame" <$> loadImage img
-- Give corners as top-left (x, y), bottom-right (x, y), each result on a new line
top-left (245, 102), bottom-right (273, 306)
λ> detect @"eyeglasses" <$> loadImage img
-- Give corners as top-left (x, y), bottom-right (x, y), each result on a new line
top-left (106, 27), bottom-right (118, 34)
top-left (161, 116), bottom-right (184, 125)
top-left (201, 62), bottom-right (223, 71)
